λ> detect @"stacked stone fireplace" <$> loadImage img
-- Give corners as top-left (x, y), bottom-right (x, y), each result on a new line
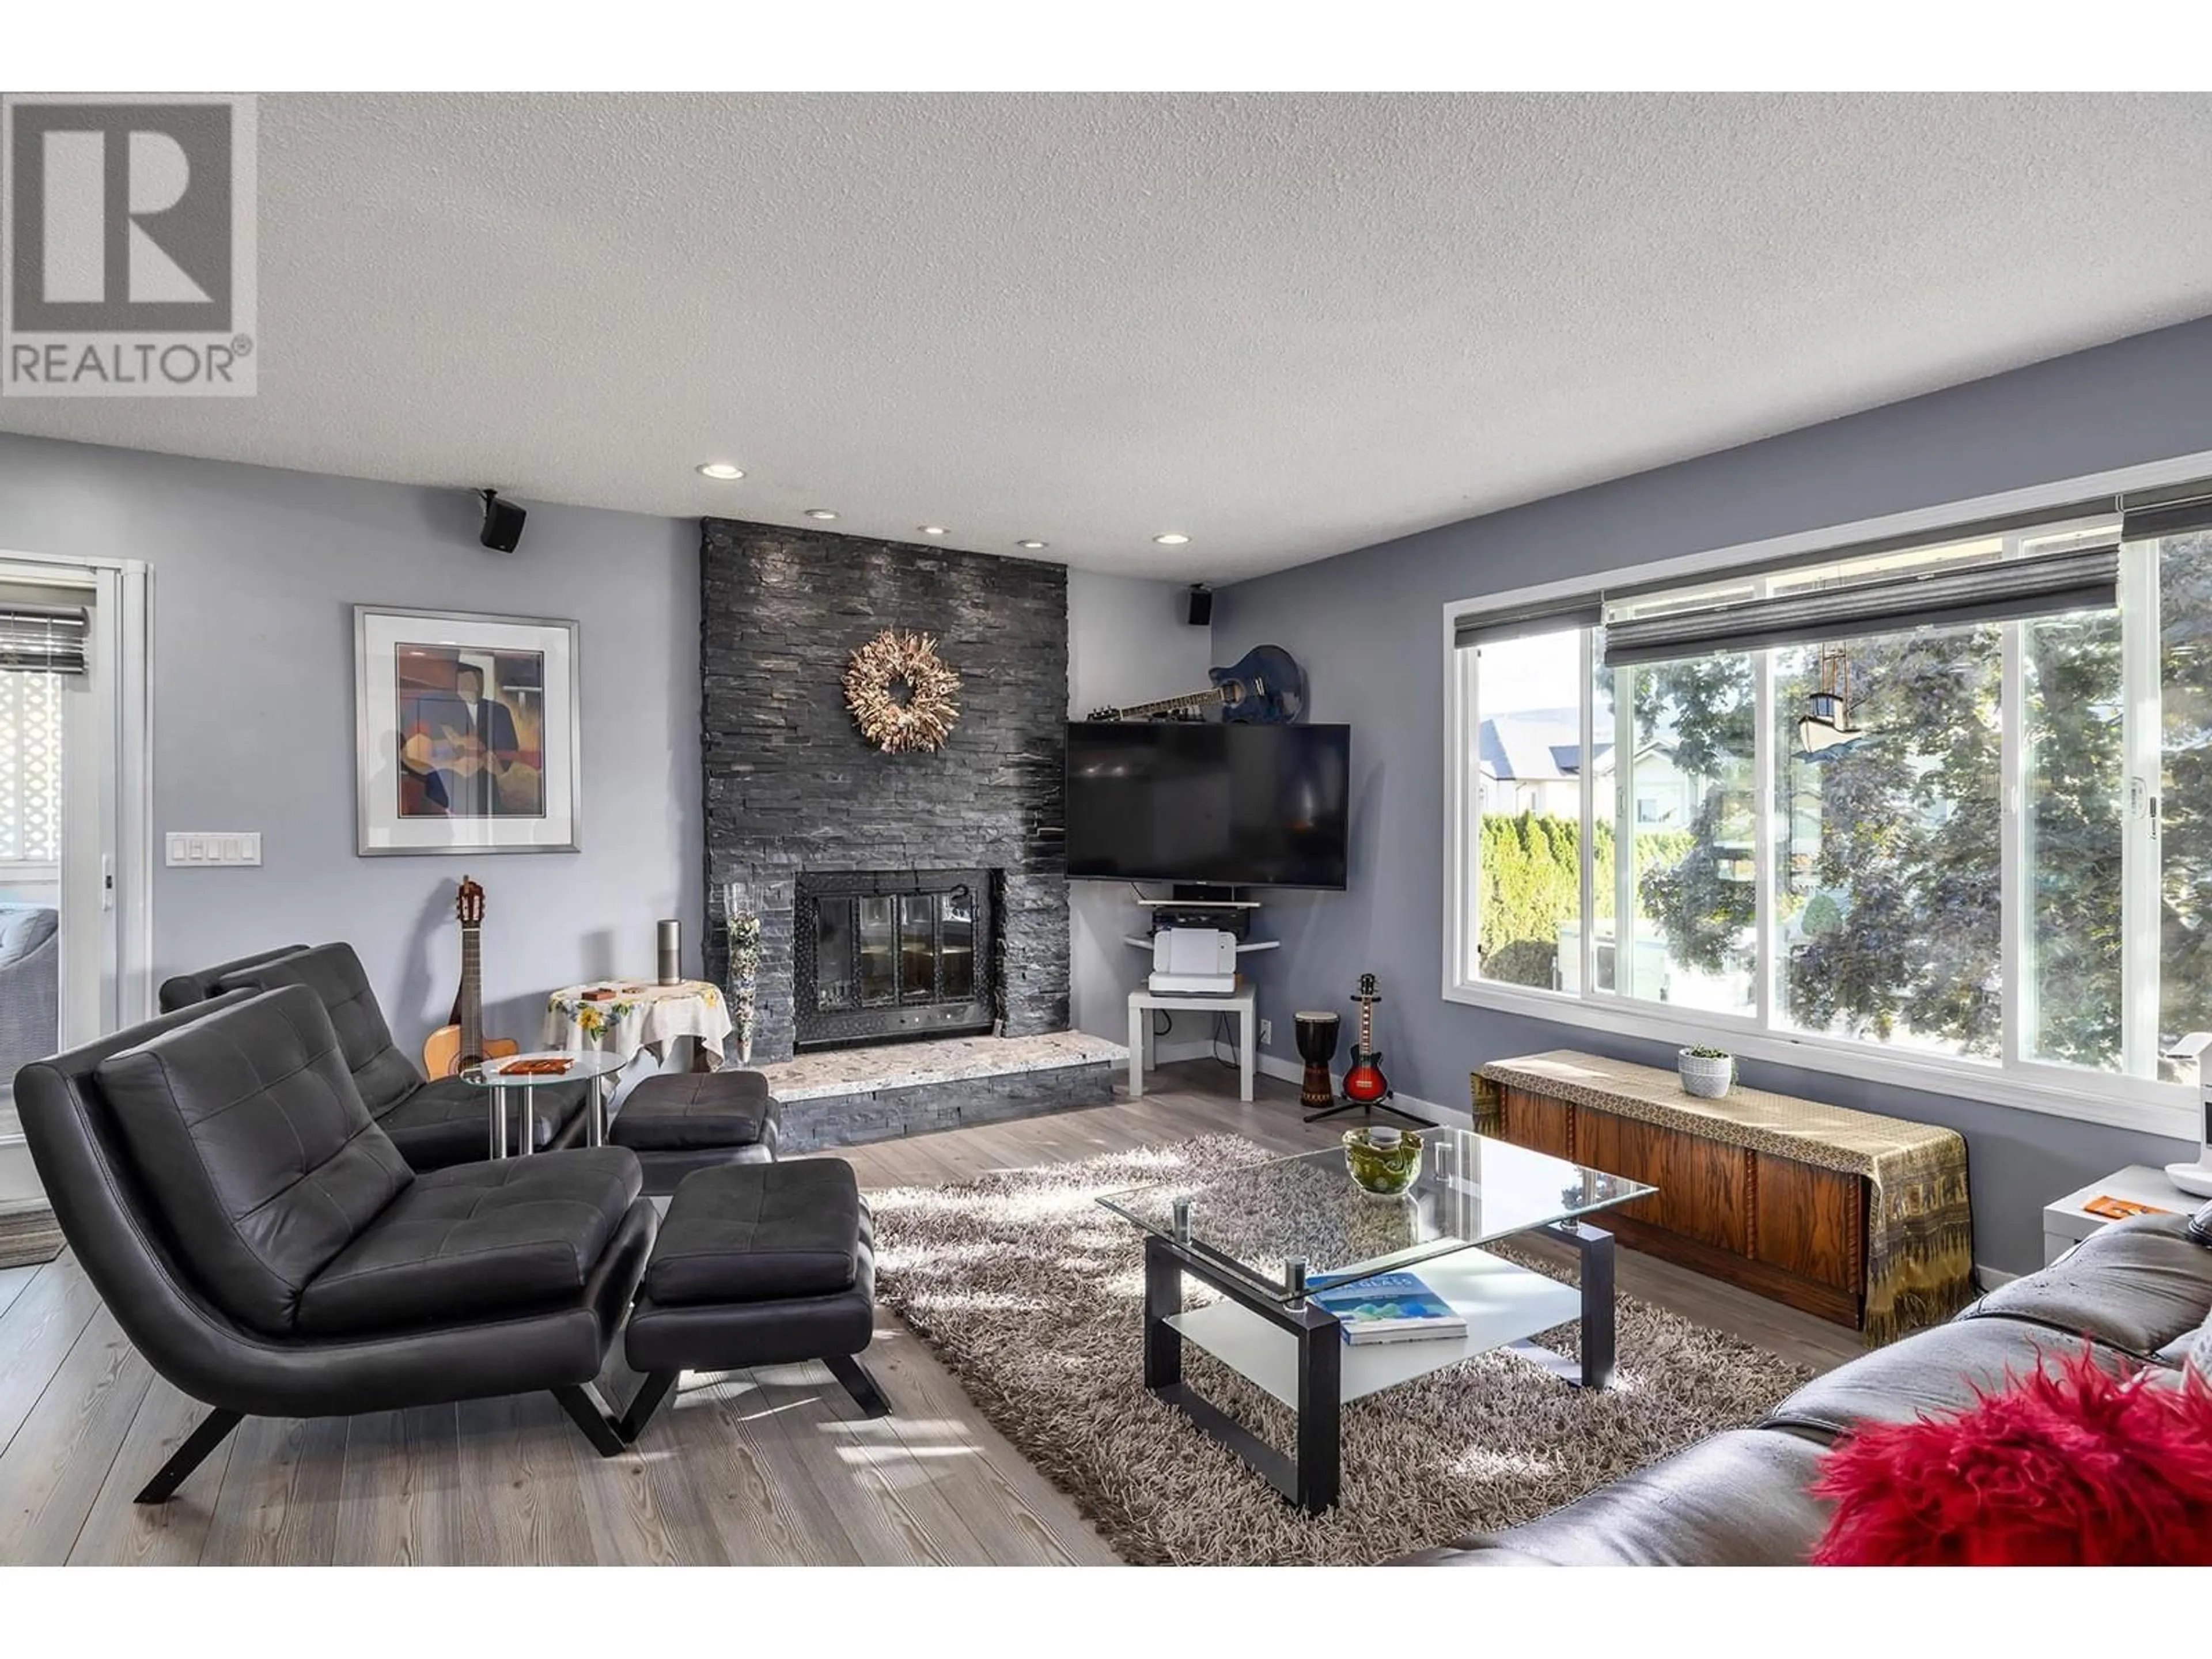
top-left (702, 520), bottom-right (1092, 1149)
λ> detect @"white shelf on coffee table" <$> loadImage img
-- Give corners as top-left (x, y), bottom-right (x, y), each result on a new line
top-left (1165, 1247), bottom-right (1582, 1407)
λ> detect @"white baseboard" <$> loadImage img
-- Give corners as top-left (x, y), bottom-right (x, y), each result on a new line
top-left (1255, 1052), bottom-right (1465, 1128)
top-left (1974, 1263), bottom-right (2018, 1291)
top-left (1141, 1041), bottom-right (1466, 1128)
top-left (1150, 1037), bottom-right (1220, 1066)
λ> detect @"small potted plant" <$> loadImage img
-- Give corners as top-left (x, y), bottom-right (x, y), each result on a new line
top-left (1678, 1044), bottom-right (1734, 1099)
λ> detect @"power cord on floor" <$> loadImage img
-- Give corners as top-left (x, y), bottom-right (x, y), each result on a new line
top-left (1211, 1011), bottom-right (1239, 1070)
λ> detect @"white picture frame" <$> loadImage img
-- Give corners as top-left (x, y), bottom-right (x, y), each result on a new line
top-left (353, 604), bottom-right (581, 855)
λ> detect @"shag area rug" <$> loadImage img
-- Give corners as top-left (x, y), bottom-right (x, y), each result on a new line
top-left (870, 1133), bottom-right (1816, 1566)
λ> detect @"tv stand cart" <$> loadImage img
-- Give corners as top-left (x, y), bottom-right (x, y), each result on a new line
top-left (1126, 982), bottom-right (1257, 1103)
top-left (1122, 889), bottom-right (1276, 1101)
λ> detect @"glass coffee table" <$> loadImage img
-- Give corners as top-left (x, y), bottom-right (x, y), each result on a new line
top-left (1099, 1129), bottom-right (1653, 1512)
top-left (459, 1050), bottom-right (627, 1158)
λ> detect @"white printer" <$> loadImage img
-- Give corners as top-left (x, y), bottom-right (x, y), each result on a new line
top-left (1149, 927), bottom-right (1238, 995)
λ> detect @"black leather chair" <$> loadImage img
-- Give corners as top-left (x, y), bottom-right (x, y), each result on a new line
top-left (14, 986), bottom-right (657, 1503)
top-left (170, 942), bottom-right (592, 1171)
top-left (156, 944), bottom-right (309, 1016)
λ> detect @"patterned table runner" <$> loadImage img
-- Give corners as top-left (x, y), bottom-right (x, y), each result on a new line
top-left (1476, 1050), bottom-right (1974, 1346)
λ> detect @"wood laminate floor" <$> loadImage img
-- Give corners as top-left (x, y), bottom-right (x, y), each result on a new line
top-left (0, 1062), bottom-right (1863, 1566)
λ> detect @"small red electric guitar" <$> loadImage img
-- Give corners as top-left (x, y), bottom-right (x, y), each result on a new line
top-left (1341, 972), bottom-right (1390, 1105)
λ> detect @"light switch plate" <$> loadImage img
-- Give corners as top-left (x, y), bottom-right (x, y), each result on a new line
top-left (166, 832), bottom-right (262, 867)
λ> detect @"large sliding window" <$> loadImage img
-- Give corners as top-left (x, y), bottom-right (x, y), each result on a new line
top-left (1447, 490), bottom-right (2212, 1137)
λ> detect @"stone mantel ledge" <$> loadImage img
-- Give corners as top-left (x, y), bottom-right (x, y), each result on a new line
top-left (747, 1031), bottom-right (1128, 1103)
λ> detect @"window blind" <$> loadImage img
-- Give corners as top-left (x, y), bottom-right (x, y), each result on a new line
top-left (1452, 597), bottom-right (1604, 651)
top-left (1599, 495), bottom-right (2119, 611)
top-left (0, 602), bottom-right (89, 674)
top-left (1599, 541), bottom-right (2119, 669)
top-left (2120, 479), bottom-right (2212, 545)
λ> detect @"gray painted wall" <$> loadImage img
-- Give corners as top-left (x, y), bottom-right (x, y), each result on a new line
top-left (1214, 314), bottom-right (2212, 1275)
top-left (0, 431), bottom-right (1188, 1073)
top-left (1065, 569), bottom-right (1217, 1043)
top-left (0, 431), bottom-right (703, 1052)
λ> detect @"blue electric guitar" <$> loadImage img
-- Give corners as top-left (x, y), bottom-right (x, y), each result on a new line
top-left (1088, 644), bottom-right (1306, 725)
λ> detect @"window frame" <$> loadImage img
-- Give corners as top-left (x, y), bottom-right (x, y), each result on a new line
top-left (0, 551), bottom-right (155, 1034)
top-left (1441, 452), bottom-right (2212, 1143)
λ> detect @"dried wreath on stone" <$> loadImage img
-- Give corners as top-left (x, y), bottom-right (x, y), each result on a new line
top-left (843, 628), bottom-right (961, 753)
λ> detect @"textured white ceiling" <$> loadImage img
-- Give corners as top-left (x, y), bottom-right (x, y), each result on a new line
top-left (7, 92), bottom-right (2212, 581)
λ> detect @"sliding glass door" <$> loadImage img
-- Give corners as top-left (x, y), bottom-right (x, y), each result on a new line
top-left (0, 570), bottom-right (118, 1105)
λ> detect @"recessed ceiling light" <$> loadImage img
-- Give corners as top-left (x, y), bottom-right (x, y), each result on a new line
top-left (1153, 532), bottom-right (1190, 546)
top-left (1016, 539), bottom-right (1048, 550)
top-left (805, 509), bottom-right (838, 520)
top-left (696, 462), bottom-right (744, 480)
top-left (918, 525), bottom-right (948, 536)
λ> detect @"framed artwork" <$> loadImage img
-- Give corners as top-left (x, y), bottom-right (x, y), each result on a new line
top-left (354, 605), bottom-right (581, 855)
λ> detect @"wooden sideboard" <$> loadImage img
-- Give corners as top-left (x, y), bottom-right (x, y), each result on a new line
top-left (1491, 1080), bottom-right (1869, 1328)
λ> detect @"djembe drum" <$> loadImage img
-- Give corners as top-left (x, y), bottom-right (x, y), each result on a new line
top-left (1293, 1010), bottom-right (1341, 1109)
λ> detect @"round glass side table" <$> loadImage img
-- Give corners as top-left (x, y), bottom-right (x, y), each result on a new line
top-left (459, 1050), bottom-right (628, 1159)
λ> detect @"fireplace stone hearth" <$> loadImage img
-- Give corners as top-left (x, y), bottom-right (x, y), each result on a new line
top-left (748, 1031), bottom-right (1127, 1151)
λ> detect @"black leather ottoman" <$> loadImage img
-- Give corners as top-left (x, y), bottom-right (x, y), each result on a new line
top-left (618, 1158), bottom-right (886, 1441)
top-left (609, 1068), bottom-right (782, 1195)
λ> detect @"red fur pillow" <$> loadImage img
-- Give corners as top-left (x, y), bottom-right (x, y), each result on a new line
top-left (1810, 1344), bottom-right (2212, 1566)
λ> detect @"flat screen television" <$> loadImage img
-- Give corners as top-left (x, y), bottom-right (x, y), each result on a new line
top-left (1064, 722), bottom-right (1350, 889)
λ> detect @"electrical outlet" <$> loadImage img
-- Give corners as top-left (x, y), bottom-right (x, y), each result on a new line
top-left (1258, 1018), bottom-right (1273, 1048)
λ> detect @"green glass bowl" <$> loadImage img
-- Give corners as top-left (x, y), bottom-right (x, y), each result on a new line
top-left (1343, 1127), bottom-right (1423, 1196)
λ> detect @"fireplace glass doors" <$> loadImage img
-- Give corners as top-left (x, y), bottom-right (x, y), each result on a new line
top-left (793, 869), bottom-right (994, 1050)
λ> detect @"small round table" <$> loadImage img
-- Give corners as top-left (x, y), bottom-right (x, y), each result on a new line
top-left (459, 1050), bottom-right (628, 1158)
top-left (543, 979), bottom-right (736, 1065)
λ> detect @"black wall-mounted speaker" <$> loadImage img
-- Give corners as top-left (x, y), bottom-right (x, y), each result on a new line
top-left (1184, 584), bottom-right (1213, 627)
top-left (479, 490), bottom-right (527, 553)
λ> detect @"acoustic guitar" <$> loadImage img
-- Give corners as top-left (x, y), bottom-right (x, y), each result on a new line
top-left (1340, 972), bottom-right (1390, 1106)
top-left (421, 875), bottom-right (520, 1078)
top-left (402, 724), bottom-right (498, 779)
top-left (1087, 643), bottom-right (1306, 725)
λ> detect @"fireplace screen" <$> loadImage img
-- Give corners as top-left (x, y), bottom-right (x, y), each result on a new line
top-left (794, 869), bottom-right (994, 1049)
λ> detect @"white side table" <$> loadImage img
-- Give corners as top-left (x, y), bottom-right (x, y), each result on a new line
top-left (1128, 982), bottom-right (1256, 1103)
top-left (2043, 1164), bottom-right (2195, 1267)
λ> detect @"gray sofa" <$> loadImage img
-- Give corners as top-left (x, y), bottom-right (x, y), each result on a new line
top-left (1403, 1207), bottom-right (2212, 1565)
top-left (0, 903), bottom-right (58, 1088)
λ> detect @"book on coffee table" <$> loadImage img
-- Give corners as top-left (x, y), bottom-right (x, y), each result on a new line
top-left (1309, 1271), bottom-right (1467, 1346)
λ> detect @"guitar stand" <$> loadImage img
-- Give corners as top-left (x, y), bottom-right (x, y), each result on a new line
top-left (1304, 1090), bottom-right (1427, 1127)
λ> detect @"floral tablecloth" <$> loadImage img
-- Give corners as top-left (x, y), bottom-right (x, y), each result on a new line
top-left (543, 979), bottom-right (734, 1060)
